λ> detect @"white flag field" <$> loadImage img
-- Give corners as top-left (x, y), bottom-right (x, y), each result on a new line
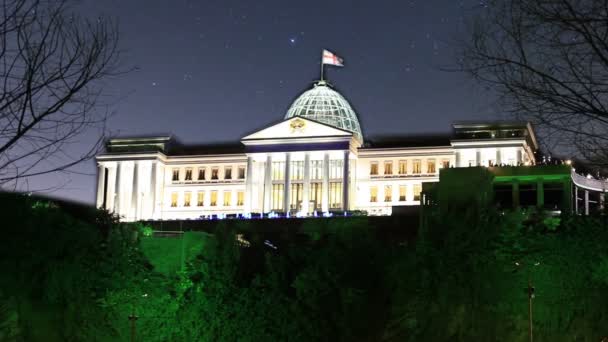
top-left (322, 49), bottom-right (344, 67)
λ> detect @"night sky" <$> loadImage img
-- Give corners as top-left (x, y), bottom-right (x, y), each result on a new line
top-left (35, 0), bottom-right (495, 203)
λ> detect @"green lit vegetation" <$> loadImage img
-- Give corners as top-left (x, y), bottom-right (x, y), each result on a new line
top-left (0, 193), bottom-right (607, 341)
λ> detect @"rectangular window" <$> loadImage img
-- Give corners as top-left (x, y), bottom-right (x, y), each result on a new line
top-left (309, 183), bottom-right (323, 210)
top-left (184, 191), bottom-right (191, 206)
top-left (329, 160), bottom-right (343, 179)
top-left (329, 182), bottom-right (342, 209)
top-left (370, 162), bottom-right (378, 176)
top-left (237, 191), bottom-right (244, 206)
top-left (171, 192), bottom-right (178, 207)
top-left (370, 186), bottom-right (378, 203)
top-left (211, 168), bottom-right (219, 180)
top-left (427, 160), bottom-right (436, 174)
top-left (210, 191), bottom-right (217, 206)
top-left (272, 162), bottom-right (285, 181)
top-left (413, 160), bottom-right (421, 174)
top-left (413, 184), bottom-right (422, 201)
top-left (223, 191), bottom-right (232, 206)
top-left (311, 160), bottom-right (323, 180)
top-left (172, 168), bottom-right (180, 181)
top-left (442, 160), bottom-right (450, 169)
top-left (399, 185), bottom-right (407, 201)
top-left (384, 161), bottom-right (393, 175)
top-left (384, 185), bottom-right (392, 202)
top-left (238, 166), bottom-right (246, 179)
top-left (198, 167), bottom-right (206, 181)
top-left (197, 191), bottom-right (204, 206)
top-left (224, 167), bottom-right (232, 180)
top-left (291, 161), bottom-right (304, 180)
top-left (185, 168), bottom-right (193, 181)
top-left (398, 160), bottom-right (407, 175)
top-left (271, 184), bottom-right (284, 210)
top-left (290, 183), bottom-right (304, 210)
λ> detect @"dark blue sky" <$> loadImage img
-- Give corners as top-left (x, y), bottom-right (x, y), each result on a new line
top-left (34, 0), bottom-right (496, 203)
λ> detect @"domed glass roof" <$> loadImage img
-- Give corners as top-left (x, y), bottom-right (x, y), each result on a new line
top-left (285, 81), bottom-right (363, 142)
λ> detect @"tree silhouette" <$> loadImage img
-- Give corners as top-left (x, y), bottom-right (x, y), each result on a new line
top-left (0, 0), bottom-right (120, 190)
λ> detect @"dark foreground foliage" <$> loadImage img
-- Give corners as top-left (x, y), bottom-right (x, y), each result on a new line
top-left (0, 193), bottom-right (607, 341)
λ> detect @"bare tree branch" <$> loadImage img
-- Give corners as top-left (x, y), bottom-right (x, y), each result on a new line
top-left (458, 0), bottom-right (608, 171)
top-left (0, 0), bottom-right (121, 190)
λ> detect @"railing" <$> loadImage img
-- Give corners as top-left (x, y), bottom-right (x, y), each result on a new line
top-left (571, 170), bottom-right (608, 192)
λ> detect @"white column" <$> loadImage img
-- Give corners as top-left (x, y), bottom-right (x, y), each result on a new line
top-left (96, 164), bottom-right (105, 208)
top-left (342, 150), bottom-right (349, 211)
top-left (131, 162), bottom-right (139, 221)
top-left (455, 151), bottom-right (461, 168)
top-left (302, 152), bottom-right (310, 214)
top-left (585, 190), bottom-right (589, 215)
top-left (322, 152), bottom-right (330, 212)
top-left (106, 166), bottom-right (117, 213)
top-left (517, 149), bottom-right (523, 165)
top-left (475, 150), bottom-right (481, 166)
top-left (496, 149), bottom-right (502, 166)
top-left (114, 162), bottom-right (121, 213)
top-left (283, 152), bottom-right (291, 213)
top-left (245, 156), bottom-right (253, 213)
top-left (150, 161), bottom-right (156, 219)
top-left (153, 162), bottom-right (163, 219)
top-left (264, 154), bottom-right (272, 213)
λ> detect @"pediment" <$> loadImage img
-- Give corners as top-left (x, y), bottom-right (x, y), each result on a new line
top-left (242, 117), bottom-right (353, 141)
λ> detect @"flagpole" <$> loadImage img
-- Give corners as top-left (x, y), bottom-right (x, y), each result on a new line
top-left (320, 58), bottom-right (324, 81)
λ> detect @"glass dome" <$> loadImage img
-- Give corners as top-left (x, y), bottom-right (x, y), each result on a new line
top-left (285, 81), bottom-right (363, 142)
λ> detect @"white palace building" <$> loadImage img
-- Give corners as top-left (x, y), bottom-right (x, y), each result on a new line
top-left (95, 80), bottom-right (539, 221)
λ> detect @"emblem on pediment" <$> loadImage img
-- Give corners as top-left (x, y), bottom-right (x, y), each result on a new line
top-left (289, 118), bottom-right (306, 133)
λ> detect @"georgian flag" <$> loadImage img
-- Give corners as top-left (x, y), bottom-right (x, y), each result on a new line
top-left (322, 49), bottom-right (344, 66)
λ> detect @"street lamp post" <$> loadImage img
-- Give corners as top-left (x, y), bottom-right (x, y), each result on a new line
top-left (516, 261), bottom-right (540, 342)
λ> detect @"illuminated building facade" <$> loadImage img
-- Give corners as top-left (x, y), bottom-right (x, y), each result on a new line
top-left (95, 80), bottom-right (539, 221)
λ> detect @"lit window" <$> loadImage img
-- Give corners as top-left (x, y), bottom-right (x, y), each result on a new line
top-left (370, 162), bottom-right (378, 176)
top-left (413, 160), bottom-right (421, 174)
top-left (329, 182), bottom-right (342, 209)
top-left (223, 191), bottom-right (232, 206)
top-left (238, 166), bottom-right (245, 179)
top-left (309, 183), bottom-right (323, 210)
top-left (290, 183), bottom-right (304, 210)
top-left (272, 184), bottom-right (284, 210)
top-left (272, 162), bottom-right (285, 181)
top-left (237, 191), bottom-right (244, 206)
top-left (210, 191), bottom-right (217, 206)
top-left (413, 184), bottom-right (422, 201)
top-left (291, 161), bottom-right (304, 180)
top-left (224, 167), bottom-right (232, 180)
top-left (370, 186), bottom-right (378, 203)
top-left (311, 161), bottom-right (323, 180)
top-left (384, 185), bottom-right (392, 202)
top-left (384, 161), bottom-right (393, 175)
top-left (211, 168), bottom-right (219, 180)
top-left (329, 160), bottom-right (343, 179)
top-left (198, 168), bottom-right (206, 180)
top-left (184, 192), bottom-right (191, 206)
top-left (398, 160), bottom-right (407, 175)
top-left (442, 160), bottom-right (450, 169)
top-left (185, 168), bottom-right (193, 181)
top-left (197, 191), bottom-right (204, 206)
top-left (172, 168), bottom-right (180, 181)
top-left (171, 192), bottom-right (178, 207)
top-left (399, 185), bottom-right (406, 201)
top-left (427, 160), bottom-right (436, 173)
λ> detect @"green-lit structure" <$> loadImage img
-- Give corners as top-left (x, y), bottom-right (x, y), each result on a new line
top-left (422, 165), bottom-right (575, 214)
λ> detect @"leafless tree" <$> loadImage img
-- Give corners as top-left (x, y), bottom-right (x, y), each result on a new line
top-left (0, 0), bottom-right (119, 190)
top-left (458, 0), bottom-right (608, 169)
